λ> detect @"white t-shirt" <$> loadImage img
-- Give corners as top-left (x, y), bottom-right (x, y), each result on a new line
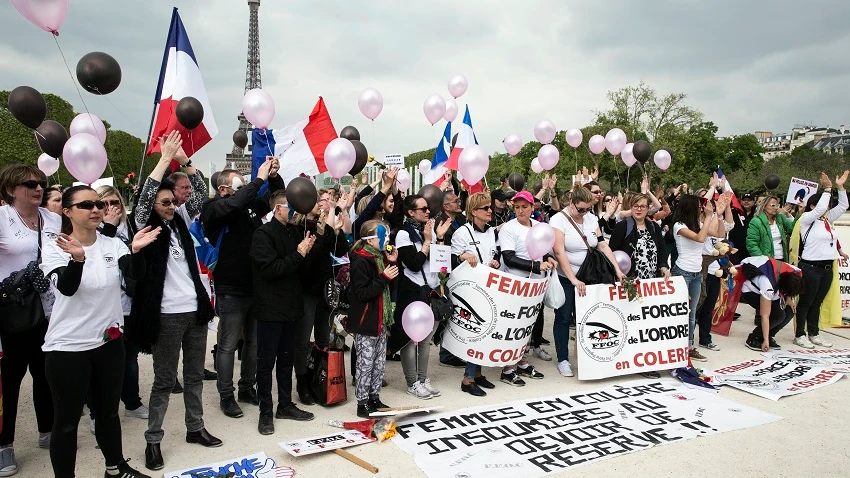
top-left (500, 219), bottom-right (550, 279)
top-left (740, 256), bottom-right (800, 300)
top-left (674, 223), bottom-right (704, 273)
top-left (396, 227), bottom-right (439, 288)
top-left (41, 235), bottom-right (128, 352)
top-left (0, 206), bottom-right (61, 315)
top-left (101, 221), bottom-right (133, 316)
top-left (160, 229), bottom-right (198, 314)
top-left (550, 212), bottom-right (599, 276)
top-left (451, 224), bottom-right (498, 265)
top-left (770, 222), bottom-right (783, 260)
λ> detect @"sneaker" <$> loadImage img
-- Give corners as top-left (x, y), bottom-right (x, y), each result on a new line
top-left (275, 404), bottom-right (314, 421)
top-left (90, 417), bottom-right (96, 435)
top-left (357, 402), bottom-right (375, 419)
top-left (745, 335), bottom-right (762, 351)
top-left (421, 378), bottom-right (441, 397)
top-left (0, 447), bottom-right (17, 477)
top-left (106, 459), bottom-right (151, 478)
top-left (258, 411), bottom-right (274, 435)
top-left (220, 396), bottom-right (244, 418)
top-left (439, 357), bottom-right (466, 368)
top-left (809, 335), bottom-right (833, 348)
top-left (533, 347), bottom-right (553, 361)
top-left (38, 433), bottom-right (50, 449)
top-left (368, 396), bottom-right (389, 410)
top-left (203, 369), bottom-right (218, 381)
top-left (474, 375), bottom-right (495, 389)
top-left (794, 335), bottom-right (815, 349)
top-left (125, 404), bottom-right (149, 419)
top-left (689, 349), bottom-right (708, 362)
top-left (768, 337), bottom-right (781, 350)
top-left (500, 371), bottom-right (526, 387)
top-left (406, 381), bottom-right (433, 400)
top-left (557, 360), bottom-right (574, 377)
top-left (516, 364), bottom-right (544, 379)
top-left (700, 343), bottom-right (721, 352)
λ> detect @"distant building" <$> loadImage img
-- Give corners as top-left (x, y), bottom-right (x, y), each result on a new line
top-left (813, 127), bottom-right (850, 155)
top-left (755, 124), bottom-right (847, 160)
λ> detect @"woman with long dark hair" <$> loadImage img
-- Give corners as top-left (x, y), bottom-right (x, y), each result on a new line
top-left (41, 186), bottom-right (62, 215)
top-left (41, 185), bottom-right (159, 478)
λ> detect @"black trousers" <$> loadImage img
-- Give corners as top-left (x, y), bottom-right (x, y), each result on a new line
top-left (45, 338), bottom-right (125, 477)
top-left (696, 274), bottom-right (721, 346)
top-left (0, 321), bottom-right (53, 445)
top-left (256, 320), bottom-right (297, 414)
top-left (795, 262), bottom-right (833, 337)
top-left (742, 292), bottom-right (794, 340)
top-left (529, 307), bottom-right (545, 348)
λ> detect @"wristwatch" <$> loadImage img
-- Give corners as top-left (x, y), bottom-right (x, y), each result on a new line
top-left (183, 160), bottom-right (193, 168)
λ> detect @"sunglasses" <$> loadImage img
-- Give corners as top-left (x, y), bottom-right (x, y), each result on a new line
top-left (603, 198), bottom-right (612, 203)
top-left (19, 180), bottom-right (48, 190)
top-left (412, 206), bottom-right (430, 212)
top-left (590, 190), bottom-right (602, 195)
top-left (475, 206), bottom-right (492, 212)
top-left (574, 206), bottom-right (591, 214)
top-left (104, 199), bottom-right (122, 208)
top-left (71, 200), bottom-right (106, 210)
top-left (157, 200), bottom-right (176, 207)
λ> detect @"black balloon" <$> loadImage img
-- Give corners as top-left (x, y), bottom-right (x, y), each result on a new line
top-left (532, 181), bottom-right (543, 195)
top-left (76, 52), bottom-right (122, 95)
top-left (286, 177), bottom-right (318, 214)
top-left (451, 133), bottom-right (458, 149)
top-left (418, 184), bottom-right (443, 219)
top-left (210, 172), bottom-right (221, 190)
top-left (508, 173), bottom-right (525, 192)
top-left (350, 140), bottom-right (368, 175)
top-left (340, 126), bottom-right (360, 141)
top-left (764, 174), bottom-right (781, 190)
top-left (233, 130), bottom-right (249, 149)
top-left (35, 120), bottom-right (69, 158)
top-left (176, 97), bottom-right (204, 130)
top-left (8, 86), bottom-right (46, 129)
top-left (632, 140), bottom-right (651, 164)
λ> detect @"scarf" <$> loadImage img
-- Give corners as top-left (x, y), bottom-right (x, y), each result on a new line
top-left (403, 217), bottom-right (425, 242)
top-left (364, 243), bottom-right (395, 328)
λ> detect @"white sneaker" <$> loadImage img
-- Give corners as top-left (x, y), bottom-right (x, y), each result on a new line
top-left (406, 381), bottom-right (433, 400)
top-left (421, 378), bottom-right (441, 397)
top-left (124, 404), bottom-right (149, 419)
top-left (794, 335), bottom-right (815, 349)
top-left (0, 447), bottom-right (17, 477)
top-left (809, 335), bottom-right (833, 348)
top-left (89, 418), bottom-right (95, 435)
top-left (557, 360), bottom-right (574, 377)
top-left (533, 347), bottom-right (553, 361)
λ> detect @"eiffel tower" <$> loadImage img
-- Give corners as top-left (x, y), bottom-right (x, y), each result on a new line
top-left (224, 0), bottom-right (262, 175)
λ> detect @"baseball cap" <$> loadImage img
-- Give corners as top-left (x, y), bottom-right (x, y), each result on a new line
top-left (741, 193), bottom-right (755, 200)
top-left (492, 189), bottom-right (508, 202)
top-left (512, 190), bottom-right (534, 205)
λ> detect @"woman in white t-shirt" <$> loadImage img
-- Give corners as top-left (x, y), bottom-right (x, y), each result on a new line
top-left (41, 185), bottom-right (160, 478)
top-left (550, 186), bottom-right (625, 378)
top-left (0, 164), bottom-right (60, 473)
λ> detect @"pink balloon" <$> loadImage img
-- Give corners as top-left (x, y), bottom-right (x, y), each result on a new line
top-left (447, 74), bottom-right (468, 99)
top-left (11, 0), bottom-right (68, 34)
top-left (503, 134), bottom-right (523, 156)
top-left (324, 138), bottom-right (356, 179)
top-left (588, 135), bottom-right (606, 155)
top-left (526, 222), bottom-right (555, 261)
top-left (242, 88), bottom-right (275, 129)
top-left (533, 120), bottom-right (556, 144)
top-left (443, 98), bottom-right (458, 122)
top-left (458, 145), bottom-right (489, 184)
top-left (531, 157), bottom-right (543, 174)
top-left (565, 128), bottom-right (583, 148)
top-left (38, 153), bottom-right (59, 176)
top-left (613, 250), bottom-right (632, 275)
top-left (654, 149), bottom-right (672, 171)
top-left (423, 94), bottom-right (446, 126)
top-left (402, 301), bottom-right (435, 344)
top-left (358, 87), bottom-right (383, 120)
top-left (622, 143), bottom-right (637, 167)
top-left (70, 113), bottom-right (107, 144)
top-left (538, 144), bottom-right (559, 171)
top-left (63, 133), bottom-right (107, 184)
top-left (418, 159), bottom-right (432, 176)
top-left (396, 169), bottom-right (412, 191)
top-left (605, 128), bottom-right (627, 155)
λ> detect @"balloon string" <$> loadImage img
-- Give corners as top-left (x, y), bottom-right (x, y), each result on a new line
top-left (92, 87), bottom-right (135, 127)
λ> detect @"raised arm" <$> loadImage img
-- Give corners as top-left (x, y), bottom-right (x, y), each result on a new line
top-left (799, 172), bottom-right (835, 227)
top-left (824, 171), bottom-right (849, 223)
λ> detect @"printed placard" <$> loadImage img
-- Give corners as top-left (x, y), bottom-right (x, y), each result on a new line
top-left (762, 349), bottom-right (850, 373)
top-left (785, 177), bottom-right (818, 206)
top-left (280, 430), bottom-right (374, 457)
top-left (441, 262), bottom-right (548, 367)
top-left (575, 277), bottom-right (690, 380)
top-left (712, 358), bottom-right (844, 400)
top-left (163, 452), bottom-right (276, 478)
top-left (429, 244), bottom-right (452, 273)
top-left (384, 154), bottom-right (404, 168)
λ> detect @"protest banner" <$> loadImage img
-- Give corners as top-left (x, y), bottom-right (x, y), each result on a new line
top-left (280, 429), bottom-right (375, 457)
top-left (785, 177), bottom-right (818, 206)
top-left (392, 379), bottom-right (780, 478)
top-left (575, 277), bottom-right (690, 380)
top-left (383, 153), bottom-right (404, 168)
top-left (839, 256), bottom-right (850, 321)
top-left (712, 359), bottom-right (845, 400)
top-left (163, 452), bottom-right (283, 478)
top-left (763, 349), bottom-right (850, 373)
top-left (441, 262), bottom-right (548, 367)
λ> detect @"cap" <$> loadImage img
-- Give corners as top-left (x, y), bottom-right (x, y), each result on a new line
top-left (492, 189), bottom-right (508, 202)
top-left (741, 193), bottom-right (755, 200)
top-left (512, 190), bottom-right (535, 205)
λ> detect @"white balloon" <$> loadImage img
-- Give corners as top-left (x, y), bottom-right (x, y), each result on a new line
top-left (69, 113), bottom-right (107, 144)
top-left (242, 88), bottom-right (275, 129)
top-left (531, 157), bottom-right (543, 174)
top-left (447, 74), bottom-right (469, 99)
top-left (418, 159), bottom-right (432, 176)
top-left (605, 128), bottom-right (627, 155)
top-left (37, 153), bottom-right (59, 176)
top-left (588, 135), bottom-right (606, 155)
top-left (538, 144), bottom-right (559, 171)
top-left (423, 94), bottom-right (446, 126)
top-left (396, 169), bottom-right (412, 191)
top-left (443, 98), bottom-right (459, 122)
top-left (533, 120), bottom-right (557, 144)
top-left (503, 134), bottom-right (523, 156)
top-left (457, 145), bottom-right (489, 184)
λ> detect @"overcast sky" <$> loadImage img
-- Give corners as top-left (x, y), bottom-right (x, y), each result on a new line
top-left (3, 0), bottom-right (849, 172)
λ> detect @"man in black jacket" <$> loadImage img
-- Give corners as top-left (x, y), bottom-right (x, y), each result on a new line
top-left (200, 158), bottom-right (284, 418)
top-left (250, 191), bottom-right (316, 434)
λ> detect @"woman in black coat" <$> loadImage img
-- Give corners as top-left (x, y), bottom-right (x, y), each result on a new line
top-left (609, 193), bottom-right (670, 280)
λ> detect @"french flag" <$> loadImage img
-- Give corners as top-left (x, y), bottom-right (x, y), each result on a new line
top-left (717, 167), bottom-right (743, 213)
top-left (424, 106), bottom-right (483, 192)
top-left (251, 97), bottom-right (338, 183)
top-left (146, 8), bottom-right (217, 160)
top-left (422, 122), bottom-right (451, 185)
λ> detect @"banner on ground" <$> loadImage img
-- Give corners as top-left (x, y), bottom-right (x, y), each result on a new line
top-left (712, 359), bottom-right (844, 400)
top-left (392, 379), bottom-right (780, 478)
top-left (280, 429), bottom-right (374, 457)
top-left (163, 452), bottom-right (279, 478)
top-left (442, 262), bottom-right (547, 367)
top-left (763, 349), bottom-right (850, 373)
top-left (575, 278), bottom-right (690, 380)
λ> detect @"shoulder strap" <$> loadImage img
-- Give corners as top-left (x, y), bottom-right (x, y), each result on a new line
top-left (464, 224), bottom-right (484, 262)
top-left (561, 211), bottom-right (591, 250)
top-left (37, 211), bottom-right (43, 264)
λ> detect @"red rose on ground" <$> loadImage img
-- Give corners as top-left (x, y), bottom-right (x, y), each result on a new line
top-left (106, 327), bottom-right (121, 340)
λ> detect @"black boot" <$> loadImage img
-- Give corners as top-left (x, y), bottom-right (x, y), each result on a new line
top-left (145, 443), bottom-right (163, 471)
top-left (296, 374), bottom-right (315, 406)
top-left (356, 400), bottom-right (374, 419)
top-left (368, 396), bottom-right (388, 410)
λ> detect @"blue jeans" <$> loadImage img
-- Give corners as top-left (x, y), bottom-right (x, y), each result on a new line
top-left (672, 266), bottom-right (702, 347)
top-left (464, 362), bottom-right (480, 379)
top-left (553, 276), bottom-right (576, 363)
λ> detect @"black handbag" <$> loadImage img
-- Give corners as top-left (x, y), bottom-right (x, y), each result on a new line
top-left (419, 269), bottom-right (453, 323)
top-left (0, 215), bottom-right (48, 334)
top-left (563, 212), bottom-right (617, 285)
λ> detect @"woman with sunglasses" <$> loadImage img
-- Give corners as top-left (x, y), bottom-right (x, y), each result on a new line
top-left (128, 134), bottom-right (218, 470)
top-left (41, 185), bottom-right (159, 478)
top-left (0, 165), bottom-right (58, 475)
top-left (551, 186), bottom-right (625, 378)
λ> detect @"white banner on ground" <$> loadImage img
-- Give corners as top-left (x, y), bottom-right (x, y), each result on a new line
top-left (392, 380), bottom-right (780, 478)
top-left (575, 278), bottom-right (690, 380)
top-left (442, 262), bottom-right (547, 367)
top-left (163, 452), bottom-right (276, 478)
top-left (279, 430), bottom-right (374, 457)
top-left (763, 349), bottom-right (850, 373)
top-left (712, 359), bottom-right (844, 400)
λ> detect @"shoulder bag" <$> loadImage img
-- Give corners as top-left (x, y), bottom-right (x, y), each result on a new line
top-left (562, 212), bottom-right (617, 285)
top-left (0, 214), bottom-right (48, 333)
